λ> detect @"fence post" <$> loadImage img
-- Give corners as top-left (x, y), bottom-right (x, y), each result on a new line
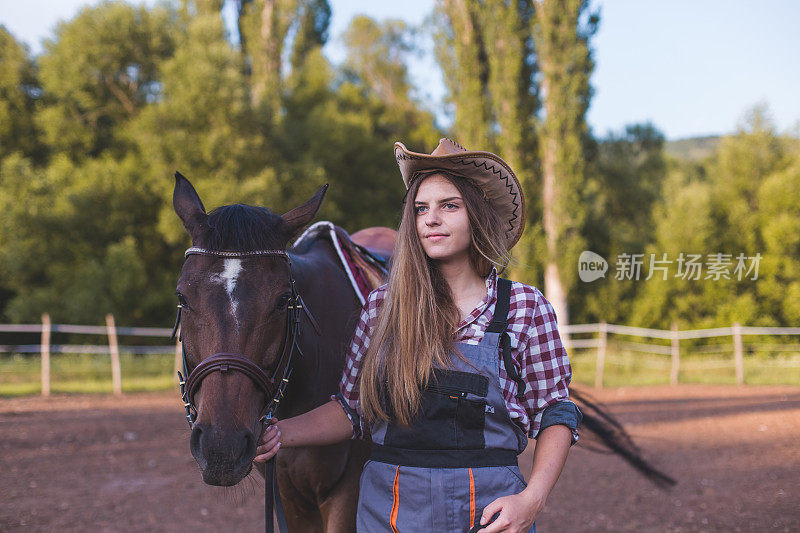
top-left (595, 322), bottom-right (607, 389)
top-left (106, 314), bottom-right (122, 395)
top-left (670, 322), bottom-right (680, 385)
top-left (41, 313), bottom-right (51, 397)
top-left (733, 322), bottom-right (744, 385)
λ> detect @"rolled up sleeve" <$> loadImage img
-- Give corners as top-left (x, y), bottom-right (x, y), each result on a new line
top-left (520, 291), bottom-right (582, 446)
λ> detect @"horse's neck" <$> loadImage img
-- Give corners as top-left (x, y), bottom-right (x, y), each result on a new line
top-left (280, 237), bottom-right (362, 416)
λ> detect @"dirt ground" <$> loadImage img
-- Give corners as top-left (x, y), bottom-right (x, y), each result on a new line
top-left (1, 384), bottom-right (798, 532)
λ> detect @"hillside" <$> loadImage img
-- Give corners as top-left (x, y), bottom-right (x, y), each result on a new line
top-left (664, 135), bottom-right (722, 161)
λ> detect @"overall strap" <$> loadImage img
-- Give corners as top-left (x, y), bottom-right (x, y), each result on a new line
top-left (486, 277), bottom-right (526, 401)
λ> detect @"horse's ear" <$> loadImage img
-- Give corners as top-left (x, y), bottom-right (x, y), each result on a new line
top-left (173, 171), bottom-right (210, 243)
top-left (281, 183), bottom-right (328, 240)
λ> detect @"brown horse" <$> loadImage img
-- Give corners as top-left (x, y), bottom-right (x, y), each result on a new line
top-left (172, 173), bottom-right (376, 531)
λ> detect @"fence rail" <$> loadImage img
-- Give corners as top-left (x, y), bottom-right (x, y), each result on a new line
top-left (2, 316), bottom-right (800, 395)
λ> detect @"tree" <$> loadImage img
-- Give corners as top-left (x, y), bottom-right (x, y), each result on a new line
top-left (577, 122), bottom-right (667, 324)
top-left (239, 0), bottom-right (330, 115)
top-left (0, 26), bottom-right (42, 160)
top-left (278, 17), bottom-right (441, 231)
top-left (342, 16), bottom-right (415, 109)
top-left (36, 2), bottom-right (176, 160)
top-left (532, 0), bottom-right (598, 325)
top-left (630, 105), bottom-right (800, 329)
top-left (0, 153), bottom-right (168, 325)
top-left (128, 10), bottom-right (272, 246)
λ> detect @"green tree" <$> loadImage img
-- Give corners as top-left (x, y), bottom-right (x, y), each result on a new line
top-left (238, 0), bottom-right (331, 115)
top-left (577, 122), bottom-right (667, 324)
top-left (128, 11), bottom-right (272, 246)
top-left (36, 2), bottom-right (176, 160)
top-left (0, 26), bottom-right (42, 160)
top-left (631, 105), bottom-right (800, 329)
top-left (0, 153), bottom-right (169, 325)
top-left (532, 0), bottom-right (598, 325)
top-left (278, 30), bottom-right (440, 230)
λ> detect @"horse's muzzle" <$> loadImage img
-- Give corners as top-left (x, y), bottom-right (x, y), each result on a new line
top-left (190, 423), bottom-right (256, 486)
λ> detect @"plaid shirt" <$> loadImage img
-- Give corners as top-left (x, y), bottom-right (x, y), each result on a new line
top-left (333, 266), bottom-right (580, 445)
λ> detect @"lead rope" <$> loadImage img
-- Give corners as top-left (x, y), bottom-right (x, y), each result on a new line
top-left (262, 285), bottom-right (304, 533)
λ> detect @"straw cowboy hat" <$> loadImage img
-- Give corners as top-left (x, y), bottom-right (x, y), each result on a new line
top-left (394, 138), bottom-right (526, 249)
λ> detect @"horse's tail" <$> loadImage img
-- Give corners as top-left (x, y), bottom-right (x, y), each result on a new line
top-left (571, 387), bottom-right (677, 489)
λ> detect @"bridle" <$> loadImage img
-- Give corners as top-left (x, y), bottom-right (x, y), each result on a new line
top-left (172, 246), bottom-right (321, 440)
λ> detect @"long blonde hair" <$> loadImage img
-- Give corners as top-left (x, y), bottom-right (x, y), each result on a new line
top-left (359, 172), bottom-right (514, 425)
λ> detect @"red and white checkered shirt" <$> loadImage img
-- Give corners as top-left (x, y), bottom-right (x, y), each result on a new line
top-left (334, 266), bottom-right (579, 445)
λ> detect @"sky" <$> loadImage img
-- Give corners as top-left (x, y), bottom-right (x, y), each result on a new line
top-left (2, 0), bottom-right (799, 141)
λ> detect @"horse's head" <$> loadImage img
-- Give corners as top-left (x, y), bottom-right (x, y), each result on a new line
top-left (172, 172), bottom-right (326, 486)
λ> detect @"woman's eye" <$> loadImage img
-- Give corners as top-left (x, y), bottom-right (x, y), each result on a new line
top-left (414, 206), bottom-right (427, 215)
top-left (444, 203), bottom-right (458, 210)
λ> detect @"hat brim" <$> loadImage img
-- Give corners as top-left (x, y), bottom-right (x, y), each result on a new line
top-left (395, 142), bottom-right (526, 250)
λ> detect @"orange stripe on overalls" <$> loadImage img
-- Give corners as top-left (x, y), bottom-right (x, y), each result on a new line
top-left (469, 467), bottom-right (476, 529)
top-left (390, 465), bottom-right (400, 532)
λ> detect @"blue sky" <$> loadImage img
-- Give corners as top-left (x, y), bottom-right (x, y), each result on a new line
top-left (3, 0), bottom-right (799, 140)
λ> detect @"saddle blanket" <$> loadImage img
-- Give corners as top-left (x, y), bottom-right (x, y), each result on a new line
top-left (292, 221), bottom-right (388, 305)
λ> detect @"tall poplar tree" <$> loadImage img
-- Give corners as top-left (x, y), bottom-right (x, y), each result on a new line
top-left (532, 0), bottom-right (598, 325)
top-left (238, 0), bottom-right (330, 117)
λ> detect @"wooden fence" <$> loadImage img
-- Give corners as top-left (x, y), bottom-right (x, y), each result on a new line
top-left (561, 321), bottom-right (800, 388)
top-left (0, 313), bottom-right (179, 396)
top-left (2, 316), bottom-right (800, 395)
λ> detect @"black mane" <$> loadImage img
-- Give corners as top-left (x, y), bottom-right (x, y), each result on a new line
top-left (206, 204), bottom-right (286, 251)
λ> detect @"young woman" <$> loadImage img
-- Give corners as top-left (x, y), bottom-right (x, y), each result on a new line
top-left (255, 139), bottom-right (582, 533)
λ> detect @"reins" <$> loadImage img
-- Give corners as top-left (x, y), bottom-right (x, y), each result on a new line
top-left (172, 245), bottom-right (318, 533)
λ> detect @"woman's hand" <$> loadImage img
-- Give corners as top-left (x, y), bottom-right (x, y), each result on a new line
top-left (478, 485), bottom-right (546, 533)
top-left (253, 418), bottom-right (281, 463)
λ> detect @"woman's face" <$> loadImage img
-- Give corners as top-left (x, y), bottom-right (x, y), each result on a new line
top-left (414, 173), bottom-right (471, 264)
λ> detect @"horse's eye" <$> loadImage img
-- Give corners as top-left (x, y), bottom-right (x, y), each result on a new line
top-left (275, 293), bottom-right (292, 311)
top-left (175, 291), bottom-right (189, 310)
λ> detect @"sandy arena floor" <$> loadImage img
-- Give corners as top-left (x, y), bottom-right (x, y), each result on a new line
top-left (1, 384), bottom-right (798, 532)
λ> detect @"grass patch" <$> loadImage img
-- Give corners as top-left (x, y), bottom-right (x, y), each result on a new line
top-left (2, 348), bottom-right (798, 397)
top-left (0, 352), bottom-right (177, 397)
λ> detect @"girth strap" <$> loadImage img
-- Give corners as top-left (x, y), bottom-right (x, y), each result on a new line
top-left (485, 277), bottom-right (526, 401)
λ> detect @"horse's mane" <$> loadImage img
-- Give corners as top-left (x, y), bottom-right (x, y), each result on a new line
top-left (206, 204), bottom-right (285, 251)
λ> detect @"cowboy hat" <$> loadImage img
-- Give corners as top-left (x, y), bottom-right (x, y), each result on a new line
top-left (394, 138), bottom-right (526, 249)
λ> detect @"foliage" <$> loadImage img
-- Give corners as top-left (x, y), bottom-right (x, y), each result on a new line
top-left (36, 2), bottom-right (177, 160)
top-left (0, 26), bottom-right (42, 159)
top-left (0, 1), bottom-right (797, 336)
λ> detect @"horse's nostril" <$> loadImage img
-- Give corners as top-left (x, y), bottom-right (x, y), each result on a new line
top-left (190, 424), bottom-right (205, 460)
top-left (235, 429), bottom-right (256, 471)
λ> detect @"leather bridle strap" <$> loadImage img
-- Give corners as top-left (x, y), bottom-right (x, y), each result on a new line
top-left (185, 352), bottom-right (273, 402)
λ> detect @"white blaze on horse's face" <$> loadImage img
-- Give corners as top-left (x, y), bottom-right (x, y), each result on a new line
top-left (209, 259), bottom-right (243, 327)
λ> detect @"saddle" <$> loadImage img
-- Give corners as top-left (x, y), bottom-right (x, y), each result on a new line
top-left (292, 222), bottom-right (396, 304)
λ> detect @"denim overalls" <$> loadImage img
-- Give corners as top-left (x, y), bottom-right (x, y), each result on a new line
top-left (356, 278), bottom-right (536, 532)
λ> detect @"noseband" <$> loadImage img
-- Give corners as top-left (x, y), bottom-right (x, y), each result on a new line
top-left (172, 246), bottom-right (320, 439)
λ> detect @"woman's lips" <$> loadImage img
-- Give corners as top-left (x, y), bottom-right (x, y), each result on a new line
top-left (426, 234), bottom-right (448, 242)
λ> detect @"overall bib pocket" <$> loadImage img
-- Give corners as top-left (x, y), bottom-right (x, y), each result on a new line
top-left (384, 370), bottom-right (490, 450)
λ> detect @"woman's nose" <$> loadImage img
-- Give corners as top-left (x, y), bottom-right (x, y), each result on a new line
top-left (425, 208), bottom-right (442, 225)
